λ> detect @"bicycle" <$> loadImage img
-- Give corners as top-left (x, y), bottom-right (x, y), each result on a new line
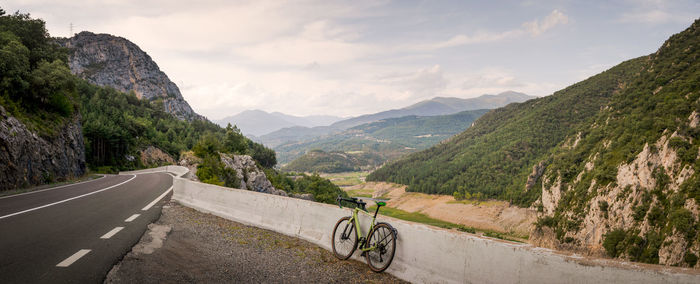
top-left (332, 196), bottom-right (398, 272)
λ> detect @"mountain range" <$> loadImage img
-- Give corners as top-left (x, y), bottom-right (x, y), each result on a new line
top-left (215, 110), bottom-right (343, 137)
top-left (259, 91), bottom-right (535, 147)
top-left (276, 109), bottom-right (490, 167)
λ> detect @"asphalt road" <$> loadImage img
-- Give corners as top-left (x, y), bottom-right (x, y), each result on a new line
top-left (0, 173), bottom-right (173, 283)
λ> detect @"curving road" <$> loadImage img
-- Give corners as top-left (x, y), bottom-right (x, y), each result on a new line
top-left (0, 173), bottom-right (173, 283)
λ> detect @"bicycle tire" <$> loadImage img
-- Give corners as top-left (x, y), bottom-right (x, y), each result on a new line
top-left (332, 216), bottom-right (358, 260)
top-left (365, 222), bottom-right (397, 272)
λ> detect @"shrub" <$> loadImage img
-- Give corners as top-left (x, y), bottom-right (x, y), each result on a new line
top-left (603, 229), bottom-right (627, 257)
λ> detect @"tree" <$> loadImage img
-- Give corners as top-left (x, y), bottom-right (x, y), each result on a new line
top-left (224, 123), bottom-right (248, 154)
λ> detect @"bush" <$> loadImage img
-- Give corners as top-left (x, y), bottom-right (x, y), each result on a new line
top-left (685, 252), bottom-right (698, 267)
top-left (603, 229), bottom-right (627, 257)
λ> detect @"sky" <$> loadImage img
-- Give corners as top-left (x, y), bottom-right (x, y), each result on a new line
top-left (3, 1), bottom-right (699, 119)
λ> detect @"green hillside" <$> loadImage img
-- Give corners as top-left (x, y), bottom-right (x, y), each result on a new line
top-left (368, 55), bottom-right (643, 205)
top-left (538, 19), bottom-right (700, 264)
top-left (275, 109), bottom-right (489, 165)
top-left (0, 9), bottom-right (276, 173)
top-left (0, 9), bottom-right (78, 136)
top-left (368, 19), bottom-right (700, 265)
top-left (282, 150), bottom-right (383, 173)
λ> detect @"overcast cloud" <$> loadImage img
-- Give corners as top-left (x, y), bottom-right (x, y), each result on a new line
top-left (3, 0), bottom-right (698, 119)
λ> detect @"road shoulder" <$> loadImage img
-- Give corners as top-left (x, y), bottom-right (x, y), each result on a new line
top-left (105, 201), bottom-right (406, 283)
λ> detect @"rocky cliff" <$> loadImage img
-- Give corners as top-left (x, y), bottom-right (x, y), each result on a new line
top-left (58, 32), bottom-right (202, 121)
top-left (0, 106), bottom-right (86, 190)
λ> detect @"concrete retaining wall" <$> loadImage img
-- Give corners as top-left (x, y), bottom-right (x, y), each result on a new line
top-left (171, 177), bottom-right (700, 284)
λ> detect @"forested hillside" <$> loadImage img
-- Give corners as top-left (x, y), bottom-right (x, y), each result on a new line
top-left (0, 8), bottom-right (276, 174)
top-left (368, 55), bottom-right (642, 206)
top-left (369, 19), bottom-right (700, 266)
top-left (535, 19), bottom-right (700, 266)
top-left (282, 150), bottom-right (383, 173)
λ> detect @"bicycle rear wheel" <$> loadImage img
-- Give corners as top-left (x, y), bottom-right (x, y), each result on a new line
top-left (332, 216), bottom-right (358, 260)
top-left (365, 222), bottom-right (397, 272)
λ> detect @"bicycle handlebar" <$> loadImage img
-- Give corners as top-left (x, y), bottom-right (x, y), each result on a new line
top-left (337, 195), bottom-right (367, 211)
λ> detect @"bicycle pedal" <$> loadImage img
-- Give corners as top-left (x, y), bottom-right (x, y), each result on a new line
top-left (360, 251), bottom-right (367, 257)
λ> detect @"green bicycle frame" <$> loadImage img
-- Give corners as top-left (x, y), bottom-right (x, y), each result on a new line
top-left (349, 207), bottom-right (378, 252)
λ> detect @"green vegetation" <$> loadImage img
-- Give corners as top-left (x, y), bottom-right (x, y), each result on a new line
top-left (541, 20), bottom-right (700, 264)
top-left (265, 170), bottom-right (349, 204)
top-left (0, 9), bottom-right (78, 136)
top-left (369, 20), bottom-right (700, 212)
top-left (368, 56), bottom-right (643, 205)
top-left (366, 19), bottom-right (700, 266)
top-left (282, 150), bottom-right (383, 173)
top-left (275, 109), bottom-right (489, 165)
top-left (0, 8), bottom-right (277, 174)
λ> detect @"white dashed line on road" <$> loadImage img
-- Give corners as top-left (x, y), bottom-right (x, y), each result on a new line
top-left (56, 249), bottom-right (91, 267)
top-left (125, 214), bottom-right (140, 222)
top-left (142, 186), bottom-right (173, 211)
top-left (100, 227), bottom-right (124, 239)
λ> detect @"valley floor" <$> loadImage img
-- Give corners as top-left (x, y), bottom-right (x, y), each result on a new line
top-left (344, 181), bottom-right (537, 240)
top-left (105, 201), bottom-right (405, 283)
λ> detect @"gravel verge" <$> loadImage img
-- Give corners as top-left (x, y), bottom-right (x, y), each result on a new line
top-left (105, 201), bottom-right (407, 283)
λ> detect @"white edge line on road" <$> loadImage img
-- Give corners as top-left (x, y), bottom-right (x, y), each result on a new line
top-left (56, 249), bottom-right (91, 267)
top-left (142, 185), bottom-right (173, 211)
top-left (0, 175), bottom-right (106, 200)
top-left (100, 227), bottom-right (124, 239)
top-left (0, 175), bottom-right (136, 220)
top-left (125, 214), bottom-right (140, 222)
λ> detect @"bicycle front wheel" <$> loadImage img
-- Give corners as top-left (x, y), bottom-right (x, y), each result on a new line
top-left (332, 216), bottom-right (358, 260)
top-left (365, 222), bottom-right (397, 272)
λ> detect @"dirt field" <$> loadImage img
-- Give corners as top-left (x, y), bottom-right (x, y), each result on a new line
top-left (345, 182), bottom-right (537, 238)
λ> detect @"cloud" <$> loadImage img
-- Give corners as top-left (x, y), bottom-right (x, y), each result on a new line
top-left (414, 9), bottom-right (568, 51)
top-left (522, 9), bottom-right (569, 36)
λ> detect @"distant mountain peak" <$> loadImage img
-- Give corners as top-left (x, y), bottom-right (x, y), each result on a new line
top-left (58, 31), bottom-right (203, 121)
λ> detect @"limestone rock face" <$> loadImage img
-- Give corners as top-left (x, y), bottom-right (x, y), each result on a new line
top-left (219, 154), bottom-right (288, 197)
top-left (58, 32), bottom-right (203, 121)
top-left (140, 146), bottom-right (175, 167)
top-left (0, 106), bottom-right (86, 190)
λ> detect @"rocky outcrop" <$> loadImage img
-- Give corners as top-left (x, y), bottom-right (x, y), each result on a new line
top-left (178, 152), bottom-right (288, 197)
top-left (538, 131), bottom-right (700, 266)
top-left (140, 146), bottom-right (175, 167)
top-left (178, 151), bottom-right (202, 181)
top-left (0, 106), bottom-right (86, 190)
top-left (58, 32), bottom-right (203, 121)
top-left (219, 154), bottom-right (288, 196)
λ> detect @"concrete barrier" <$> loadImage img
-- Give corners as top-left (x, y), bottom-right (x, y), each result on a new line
top-left (119, 165), bottom-right (189, 178)
top-left (171, 177), bottom-right (700, 284)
